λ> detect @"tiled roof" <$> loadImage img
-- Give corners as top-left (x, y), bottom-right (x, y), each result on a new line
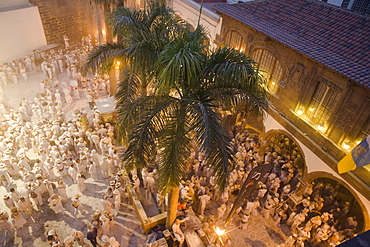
top-left (213, 0), bottom-right (370, 88)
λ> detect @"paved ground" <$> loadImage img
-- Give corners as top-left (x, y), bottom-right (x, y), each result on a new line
top-left (0, 68), bottom-right (291, 247)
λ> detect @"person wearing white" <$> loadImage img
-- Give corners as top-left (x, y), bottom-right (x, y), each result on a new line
top-left (89, 161), bottom-right (98, 181)
top-left (11, 207), bottom-right (27, 229)
top-left (198, 193), bottom-right (211, 215)
top-left (76, 173), bottom-right (86, 192)
top-left (48, 194), bottom-right (65, 215)
top-left (172, 218), bottom-right (186, 247)
top-left (68, 164), bottom-right (78, 183)
top-left (57, 180), bottom-right (68, 202)
top-left (113, 188), bottom-right (121, 214)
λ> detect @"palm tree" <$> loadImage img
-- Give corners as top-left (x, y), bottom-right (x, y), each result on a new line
top-left (85, 0), bottom-right (267, 229)
top-left (84, 0), bottom-right (186, 95)
top-left (117, 26), bottom-right (268, 228)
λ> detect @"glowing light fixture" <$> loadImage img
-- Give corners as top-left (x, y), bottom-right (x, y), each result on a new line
top-left (309, 108), bottom-right (315, 112)
top-left (215, 226), bottom-right (226, 236)
top-left (343, 142), bottom-right (351, 150)
top-left (317, 124), bottom-right (325, 131)
top-left (297, 109), bottom-right (303, 116)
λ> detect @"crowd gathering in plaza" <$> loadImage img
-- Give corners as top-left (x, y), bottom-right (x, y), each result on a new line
top-left (0, 36), bottom-right (362, 247)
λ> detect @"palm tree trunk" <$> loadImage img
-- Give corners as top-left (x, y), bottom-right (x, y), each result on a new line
top-left (140, 73), bottom-right (148, 96)
top-left (109, 68), bottom-right (117, 95)
top-left (165, 186), bottom-right (180, 229)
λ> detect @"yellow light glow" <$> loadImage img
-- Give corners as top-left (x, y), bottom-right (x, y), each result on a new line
top-left (297, 109), bottom-right (303, 116)
top-left (355, 140), bottom-right (361, 145)
top-left (343, 143), bottom-right (351, 150)
top-left (309, 108), bottom-right (315, 112)
top-left (215, 226), bottom-right (226, 236)
top-left (116, 61), bottom-right (121, 66)
top-left (272, 82), bottom-right (276, 85)
top-left (102, 29), bottom-right (106, 36)
top-left (317, 125), bottom-right (325, 131)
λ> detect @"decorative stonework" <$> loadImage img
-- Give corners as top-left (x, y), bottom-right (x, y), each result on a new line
top-left (335, 110), bottom-right (354, 130)
top-left (284, 63), bottom-right (308, 92)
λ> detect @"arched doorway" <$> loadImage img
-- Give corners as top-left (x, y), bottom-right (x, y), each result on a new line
top-left (263, 130), bottom-right (307, 177)
top-left (307, 172), bottom-right (368, 233)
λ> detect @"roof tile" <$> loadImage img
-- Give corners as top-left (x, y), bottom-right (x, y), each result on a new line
top-left (213, 0), bottom-right (370, 88)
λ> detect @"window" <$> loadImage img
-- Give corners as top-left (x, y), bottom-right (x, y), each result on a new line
top-left (305, 80), bottom-right (340, 131)
top-left (224, 30), bottom-right (247, 53)
top-left (251, 49), bottom-right (282, 94)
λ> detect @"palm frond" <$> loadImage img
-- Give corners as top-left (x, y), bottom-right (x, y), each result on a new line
top-left (186, 93), bottom-right (233, 190)
top-left (204, 46), bottom-right (258, 88)
top-left (121, 96), bottom-right (178, 169)
top-left (108, 7), bottom-right (143, 37)
top-left (155, 27), bottom-right (207, 93)
top-left (83, 42), bottom-right (126, 75)
top-left (115, 66), bottom-right (141, 104)
top-left (202, 46), bottom-right (268, 115)
top-left (158, 103), bottom-right (191, 193)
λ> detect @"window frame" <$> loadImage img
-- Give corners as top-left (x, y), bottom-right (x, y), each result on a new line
top-left (251, 48), bottom-right (282, 94)
top-left (224, 30), bottom-right (247, 53)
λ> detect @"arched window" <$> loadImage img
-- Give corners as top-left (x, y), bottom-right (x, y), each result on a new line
top-left (224, 30), bottom-right (247, 53)
top-left (251, 49), bottom-right (283, 94)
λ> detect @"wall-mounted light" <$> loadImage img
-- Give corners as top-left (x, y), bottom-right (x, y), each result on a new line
top-left (342, 142), bottom-right (351, 150)
top-left (317, 124), bottom-right (325, 132)
top-left (297, 109), bottom-right (304, 116)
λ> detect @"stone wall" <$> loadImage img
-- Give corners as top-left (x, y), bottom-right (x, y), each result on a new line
top-left (28, 0), bottom-right (91, 46)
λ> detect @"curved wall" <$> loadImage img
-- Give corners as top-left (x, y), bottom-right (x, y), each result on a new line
top-left (264, 113), bottom-right (370, 230)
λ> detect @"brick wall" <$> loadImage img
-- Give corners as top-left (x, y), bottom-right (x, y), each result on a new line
top-left (28, 0), bottom-right (91, 46)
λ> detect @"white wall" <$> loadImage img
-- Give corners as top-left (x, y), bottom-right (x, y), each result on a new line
top-left (264, 114), bottom-right (370, 221)
top-left (0, 6), bottom-right (46, 64)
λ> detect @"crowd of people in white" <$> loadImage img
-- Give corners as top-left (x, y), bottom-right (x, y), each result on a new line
top-left (162, 124), bottom-right (360, 247)
top-left (0, 35), bottom-right (362, 247)
top-left (0, 36), bottom-right (123, 247)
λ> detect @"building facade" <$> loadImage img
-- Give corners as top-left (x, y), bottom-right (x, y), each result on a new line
top-left (212, 0), bottom-right (370, 230)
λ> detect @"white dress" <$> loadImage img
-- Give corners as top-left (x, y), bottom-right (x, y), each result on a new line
top-left (77, 175), bottom-right (86, 192)
top-left (48, 196), bottom-right (64, 214)
top-left (58, 183), bottom-right (68, 201)
top-left (13, 213), bottom-right (26, 229)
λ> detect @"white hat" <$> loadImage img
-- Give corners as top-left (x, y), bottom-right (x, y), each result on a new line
top-left (109, 237), bottom-right (116, 243)
top-left (101, 235), bottom-right (109, 243)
